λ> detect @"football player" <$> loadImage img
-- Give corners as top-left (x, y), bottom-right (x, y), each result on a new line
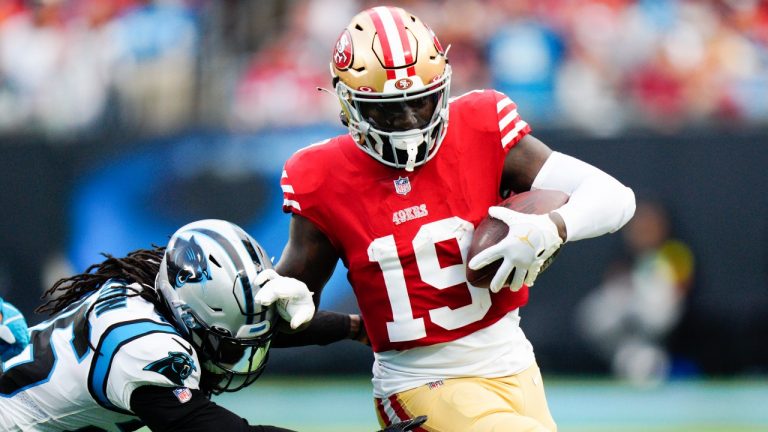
top-left (0, 296), bottom-right (29, 363)
top-left (0, 219), bottom-right (339, 431)
top-left (277, 6), bottom-right (636, 431)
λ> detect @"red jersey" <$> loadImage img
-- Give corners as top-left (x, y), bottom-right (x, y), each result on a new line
top-left (281, 90), bottom-right (532, 352)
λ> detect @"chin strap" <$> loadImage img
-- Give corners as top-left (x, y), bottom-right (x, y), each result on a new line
top-left (391, 129), bottom-right (424, 172)
top-left (404, 139), bottom-right (419, 172)
top-left (358, 123), bottom-right (428, 171)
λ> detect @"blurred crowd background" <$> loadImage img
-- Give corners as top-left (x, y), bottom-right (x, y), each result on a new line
top-left (1, 0), bottom-right (767, 384)
top-left (1, 0), bottom-right (768, 137)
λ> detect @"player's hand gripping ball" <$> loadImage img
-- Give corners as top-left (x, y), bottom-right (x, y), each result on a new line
top-left (467, 190), bottom-right (569, 292)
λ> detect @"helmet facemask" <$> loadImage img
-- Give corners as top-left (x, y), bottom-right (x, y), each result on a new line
top-left (336, 69), bottom-right (451, 172)
top-left (182, 302), bottom-right (272, 394)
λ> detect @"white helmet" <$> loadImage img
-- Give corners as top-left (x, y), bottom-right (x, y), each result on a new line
top-left (331, 6), bottom-right (451, 172)
top-left (155, 219), bottom-right (276, 394)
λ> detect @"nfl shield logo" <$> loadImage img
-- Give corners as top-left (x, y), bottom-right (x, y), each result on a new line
top-left (173, 387), bottom-right (193, 403)
top-left (394, 176), bottom-right (411, 195)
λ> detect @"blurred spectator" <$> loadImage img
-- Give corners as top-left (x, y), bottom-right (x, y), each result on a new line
top-left (487, 18), bottom-right (565, 122)
top-left (0, 0), bottom-right (69, 132)
top-left (0, 0), bottom-right (121, 135)
top-left (229, 0), bottom-right (352, 129)
top-left (0, 0), bottom-right (24, 24)
top-left (111, 0), bottom-right (199, 133)
top-left (56, 0), bottom-right (124, 134)
top-left (576, 198), bottom-right (695, 386)
top-left (1, 0), bottom-right (768, 136)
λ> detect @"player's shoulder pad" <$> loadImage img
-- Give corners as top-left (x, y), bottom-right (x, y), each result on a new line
top-left (102, 330), bottom-right (201, 411)
top-left (448, 89), bottom-right (513, 132)
top-left (87, 280), bottom-right (165, 330)
top-left (283, 136), bottom-right (344, 195)
top-left (449, 88), bottom-right (506, 109)
top-left (285, 137), bottom-right (339, 169)
top-left (132, 334), bottom-right (200, 387)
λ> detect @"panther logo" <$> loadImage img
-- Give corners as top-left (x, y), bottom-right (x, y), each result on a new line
top-left (166, 235), bottom-right (211, 288)
top-left (143, 351), bottom-right (197, 386)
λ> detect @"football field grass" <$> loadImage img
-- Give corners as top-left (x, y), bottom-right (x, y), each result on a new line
top-left (205, 376), bottom-right (768, 431)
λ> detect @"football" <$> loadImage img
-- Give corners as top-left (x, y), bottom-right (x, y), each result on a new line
top-left (466, 189), bottom-right (569, 289)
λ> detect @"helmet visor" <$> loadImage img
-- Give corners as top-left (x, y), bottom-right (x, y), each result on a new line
top-left (202, 344), bottom-right (271, 394)
top-left (356, 91), bottom-right (440, 132)
top-left (186, 311), bottom-right (273, 393)
top-left (202, 332), bottom-right (270, 373)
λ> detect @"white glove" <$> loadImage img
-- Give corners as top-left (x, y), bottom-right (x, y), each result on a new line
top-left (0, 325), bottom-right (16, 344)
top-left (254, 269), bottom-right (315, 330)
top-left (468, 206), bottom-right (563, 293)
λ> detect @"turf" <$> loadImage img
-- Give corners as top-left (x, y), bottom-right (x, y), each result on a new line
top-left (203, 376), bottom-right (768, 431)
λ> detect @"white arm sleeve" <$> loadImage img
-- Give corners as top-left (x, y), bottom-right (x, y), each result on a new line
top-left (532, 151), bottom-right (636, 242)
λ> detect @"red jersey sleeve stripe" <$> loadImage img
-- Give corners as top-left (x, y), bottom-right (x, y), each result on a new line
top-left (496, 95), bottom-right (530, 149)
top-left (501, 120), bottom-right (530, 148)
top-left (498, 106), bottom-right (519, 131)
top-left (496, 96), bottom-right (513, 112)
top-left (280, 170), bottom-right (301, 212)
top-left (282, 199), bottom-right (301, 212)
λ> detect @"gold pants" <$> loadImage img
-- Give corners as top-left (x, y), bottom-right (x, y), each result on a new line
top-left (375, 363), bottom-right (557, 431)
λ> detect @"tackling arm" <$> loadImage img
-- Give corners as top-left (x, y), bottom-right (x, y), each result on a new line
top-left (271, 214), bottom-right (365, 347)
top-left (132, 384), bottom-right (423, 432)
top-left (131, 385), bottom-right (297, 432)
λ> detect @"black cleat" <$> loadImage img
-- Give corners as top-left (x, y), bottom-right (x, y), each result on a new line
top-left (377, 415), bottom-right (428, 432)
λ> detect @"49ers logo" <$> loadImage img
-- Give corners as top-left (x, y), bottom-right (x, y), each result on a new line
top-left (395, 78), bottom-right (413, 90)
top-left (333, 29), bottom-right (353, 70)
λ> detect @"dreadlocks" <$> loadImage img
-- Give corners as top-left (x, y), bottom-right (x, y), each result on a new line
top-left (36, 246), bottom-right (166, 316)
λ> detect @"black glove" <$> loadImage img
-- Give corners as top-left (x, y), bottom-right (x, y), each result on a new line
top-left (377, 416), bottom-right (428, 432)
